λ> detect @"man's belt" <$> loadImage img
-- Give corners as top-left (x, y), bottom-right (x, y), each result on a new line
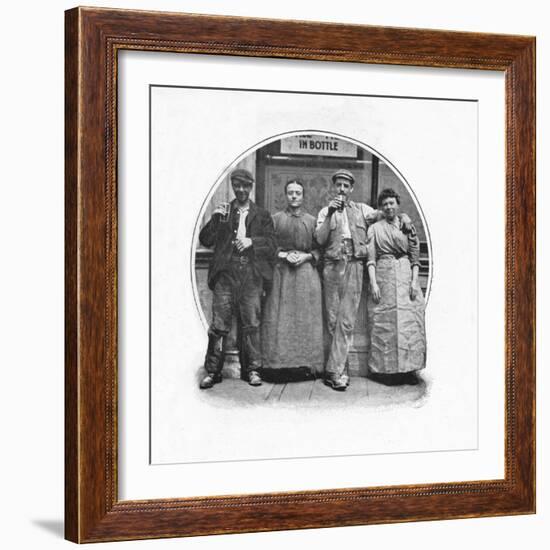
top-left (324, 239), bottom-right (365, 262)
top-left (230, 255), bottom-right (251, 265)
top-left (378, 253), bottom-right (406, 260)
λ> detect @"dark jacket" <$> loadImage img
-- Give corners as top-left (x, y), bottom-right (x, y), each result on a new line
top-left (199, 200), bottom-right (276, 290)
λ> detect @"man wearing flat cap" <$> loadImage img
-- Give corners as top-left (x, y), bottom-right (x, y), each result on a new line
top-left (315, 169), bottom-right (410, 391)
top-left (198, 168), bottom-right (276, 389)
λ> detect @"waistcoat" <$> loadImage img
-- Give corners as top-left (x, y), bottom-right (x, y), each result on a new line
top-left (323, 201), bottom-right (368, 260)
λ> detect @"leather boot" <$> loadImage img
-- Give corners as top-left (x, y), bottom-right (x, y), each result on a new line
top-left (242, 328), bottom-right (262, 385)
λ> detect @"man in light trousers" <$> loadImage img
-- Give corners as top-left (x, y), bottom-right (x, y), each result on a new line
top-left (315, 169), bottom-right (410, 391)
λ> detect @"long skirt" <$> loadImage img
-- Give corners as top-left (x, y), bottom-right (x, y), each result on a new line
top-left (367, 256), bottom-right (426, 374)
top-left (261, 261), bottom-right (324, 375)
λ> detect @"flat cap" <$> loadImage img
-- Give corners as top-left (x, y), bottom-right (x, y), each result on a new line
top-left (331, 169), bottom-right (355, 185)
top-left (230, 168), bottom-right (255, 185)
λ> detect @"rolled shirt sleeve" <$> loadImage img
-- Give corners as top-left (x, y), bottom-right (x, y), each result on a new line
top-left (407, 224), bottom-right (421, 267)
top-left (314, 206), bottom-right (331, 246)
top-left (315, 206), bottom-right (328, 229)
top-left (366, 225), bottom-right (376, 268)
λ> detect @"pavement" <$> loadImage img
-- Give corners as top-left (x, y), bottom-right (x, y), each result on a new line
top-left (197, 374), bottom-right (428, 409)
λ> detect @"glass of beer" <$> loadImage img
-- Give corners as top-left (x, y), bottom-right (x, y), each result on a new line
top-left (337, 191), bottom-right (346, 211)
top-left (219, 202), bottom-right (230, 222)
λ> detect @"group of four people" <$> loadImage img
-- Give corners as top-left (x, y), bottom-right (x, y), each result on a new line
top-left (198, 167), bottom-right (426, 392)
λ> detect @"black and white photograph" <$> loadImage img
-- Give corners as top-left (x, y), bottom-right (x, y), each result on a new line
top-left (193, 133), bottom-right (430, 398)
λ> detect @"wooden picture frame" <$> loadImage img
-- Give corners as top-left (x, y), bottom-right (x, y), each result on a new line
top-left (65, 6), bottom-right (535, 543)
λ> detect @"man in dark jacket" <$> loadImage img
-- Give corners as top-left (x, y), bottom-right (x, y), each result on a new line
top-left (198, 168), bottom-right (276, 389)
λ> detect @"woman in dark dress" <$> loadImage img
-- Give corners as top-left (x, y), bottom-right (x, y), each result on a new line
top-left (261, 179), bottom-right (324, 381)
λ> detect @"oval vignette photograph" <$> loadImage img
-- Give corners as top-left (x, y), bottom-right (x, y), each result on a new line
top-left (192, 132), bottom-right (432, 406)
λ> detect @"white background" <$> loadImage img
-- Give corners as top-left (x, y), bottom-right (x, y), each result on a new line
top-left (0, 0), bottom-right (546, 549)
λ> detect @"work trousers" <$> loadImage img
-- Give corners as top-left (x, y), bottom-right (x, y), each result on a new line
top-left (323, 258), bottom-right (364, 378)
top-left (206, 262), bottom-right (263, 375)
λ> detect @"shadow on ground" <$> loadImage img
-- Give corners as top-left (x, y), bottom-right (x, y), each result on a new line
top-left (196, 370), bottom-right (428, 410)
